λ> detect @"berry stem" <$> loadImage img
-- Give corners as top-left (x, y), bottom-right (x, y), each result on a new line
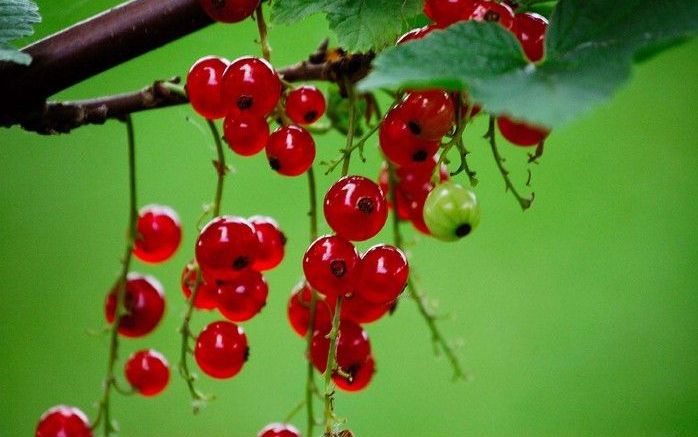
top-left (92, 115), bottom-right (138, 436)
top-left (440, 94), bottom-right (477, 186)
top-left (340, 83), bottom-right (358, 177)
top-left (324, 296), bottom-right (344, 435)
top-left (254, 3), bottom-right (272, 62)
top-left (323, 123), bottom-right (379, 176)
top-left (485, 116), bottom-right (534, 210)
top-left (208, 119), bottom-right (226, 217)
top-left (387, 163), bottom-right (467, 381)
top-left (307, 167), bottom-right (318, 241)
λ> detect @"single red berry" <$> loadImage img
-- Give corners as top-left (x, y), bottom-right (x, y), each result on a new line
top-left (513, 12), bottom-right (548, 62)
top-left (395, 157), bottom-right (440, 195)
top-left (285, 85), bottom-right (326, 125)
top-left (303, 235), bottom-right (360, 298)
top-left (181, 262), bottom-right (219, 310)
top-left (396, 25), bottom-right (436, 44)
top-left (333, 355), bottom-right (376, 392)
top-left (105, 273), bottom-right (165, 338)
top-left (195, 216), bottom-right (260, 282)
top-left (355, 245), bottom-right (409, 304)
top-left (424, 0), bottom-right (477, 27)
top-left (323, 176), bottom-right (388, 241)
top-left (287, 282), bottom-right (333, 337)
top-left (195, 321), bottom-right (248, 379)
top-left (36, 406), bottom-right (92, 437)
top-left (249, 215), bottom-right (286, 271)
top-left (132, 205), bottom-right (181, 263)
top-left (379, 105), bottom-right (440, 167)
top-left (217, 270), bottom-right (268, 322)
top-left (265, 125), bottom-right (316, 176)
top-left (340, 293), bottom-right (393, 325)
top-left (198, 0), bottom-right (259, 23)
top-left (497, 116), bottom-right (550, 146)
top-left (186, 56), bottom-right (230, 120)
top-left (310, 319), bottom-right (371, 373)
top-left (400, 90), bottom-right (455, 141)
top-left (224, 113), bottom-right (270, 157)
top-left (468, 1), bottom-right (515, 29)
top-left (258, 423), bottom-right (301, 437)
top-left (221, 56), bottom-right (281, 117)
top-left (124, 349), bottom-right (170, 397)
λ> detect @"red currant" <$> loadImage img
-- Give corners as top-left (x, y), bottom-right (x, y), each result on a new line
top-left (406, 182), bottom-right (435, 235)
top-left (186, 56), bottom-right (229, 120)
top-left (265, 125), bottom-right (316, 176)
top-left (332, 355), bottom-right (375, 392)
top-left (221, 56), bottom-right (281, 117)
top-left (396, 25), bottom-right (436, 44)
top-left (195, 321), bottom-right (248, 379)
top-left (323, 176), bottom-right (388, 241)
top-left (285, 85), bottom-right (326, 125)
top-left (132, 204), bottom-right (181, 263)
top-left (424, 0), bottom-right (477, 27)
top-left (195, 216), bottom-right (260, 282)
top-left (258, 423), bottom-right (301, 437)
top-left (224, 113), bottom-right (270, 157)
top-left (217, 270), bottom-right (268, 322)
top-left (497, 116), bottom-right (550, 146)
top-left (36, 405), bottom-right (92, 437)
top-left (395, 157), bottom-right (439, 194)
top-left (513, 12), bottom-right (548, 62)
top-left (124, 349), bottom-right (170, 397)
top-left (287, 282), bottom-right (333, 337)
top-left (340, 293), bottom-right (392, 325)
top-left (249, 215), bottom-right (286, 271)
top-left (379, 106), bottom-right (440, 167)
top-left (377, 163), bottom-right (411, 221)
top-left (355, 245), bottom-right (409, 304)
top-left (468, 1), bottom-right (515, 30)
top-left (400, 90), bottom-right (455, 141)
top-left (105, 273), bottom-right (165, 338)
top-left (303, 235), bottom-right (360, 298)
top-left (181, 262), bottom-right (219, 310)
top-left (198, 0), bottom-right (259, 24)
top-left (310, 319), bottom-right (371, 373)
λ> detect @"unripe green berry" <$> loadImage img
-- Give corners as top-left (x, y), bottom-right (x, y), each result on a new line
top-left (423, 181), bottom-right (480, 241)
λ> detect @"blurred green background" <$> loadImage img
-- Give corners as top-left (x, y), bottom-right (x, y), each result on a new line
top-left (1, 1), bottom-right (697, 436)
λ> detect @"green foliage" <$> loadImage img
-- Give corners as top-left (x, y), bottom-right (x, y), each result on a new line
top-left (270, 0), bottom-right (422, 52)
top-left (326, 85), bottom-right (366, 136)
top-left (0, 0), bottom-right (41, 65)
top-left (358, 0), bottom-right (698, 128)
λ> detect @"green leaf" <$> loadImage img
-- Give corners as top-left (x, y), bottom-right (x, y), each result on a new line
top-left (270, 0), bottom-right (423, 52)
top-left (0, 0), bottom-right (41, 65)
top-left (359, 0), bottom-right (698, 128)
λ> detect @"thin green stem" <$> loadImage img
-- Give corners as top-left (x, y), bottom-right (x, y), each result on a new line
top-left (285, 399), bottom-right (306, 423)
top-left (307, 167), bottom-right (318, 242)
top-left (323, 123), bottom-right (379, 176)
top-left (304, 166), bottom-right (320, 437)
top-left (439, 94), bottom-right (477, 186)
top-left (207, 119), bottom-right (226, 217)
top-left (324, 297), bottom-right (344, 435)
top-left (255, 3), bottom-right (272, 62)
top-left (340, 83), bottom-right (358, 177)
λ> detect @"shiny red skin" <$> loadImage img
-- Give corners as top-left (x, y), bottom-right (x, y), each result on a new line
top-left (217, 270), bottom-right (268, 322)
top-left (379, 105), bottom-right (440, 167)
top-left (396, 157), bottom-right (439, 195)
top-left (333, 355), bottom-right (376, 392)
top-left (224, 113), bottom-right (270, 157)
top-left (396, 24), bottom-right (436, 44)
top-left (324, 176), bottom-right (388, 241)
top-left (303, 235), bottom-right (360, 298)
top-left (513, 12), bottom-right (548, 62)
top-left (310, 319), bottom-right (371, 373)
top-left (287, 282), bottom-right (333, 337)
top-left (257, 423), bottom-right (301, 437)
top-left (377, 164), bottom-right (411, 220)
top-left (355, 245), bottom-right (409, 304)
top-left (406, 182), bottom-right (435, 235)
top-left (285, 85), bottom-right (326, 125)
top-left (400, 90), bottom-right (455, 141)
top-left (36, 406), bottom-right (92, 437)
top-left (195, 321), bottom-right (248, 379)
top-left (249, 216), bottom-right (286, 271)
top-left (181, 262), bottom-right (218, 310)
top-left (340, 293), bottom-right (392, 325)
top-left (105, 273), bottom-right (165, 338)
top-left (198, 0), bottom-right (259, 23)
top-left (133, 204), bottom-right (182, 263)
top-left (221, 56), bottom-right (281, 118)
top-left (124, 349), bottom-right (170, 396)
top-left (186, 56), bottom-right (229, 120)
top-left (195, 216), bottom-right (260, 282)
top-left (424, 0), bottom-right (477, 27)
top-left (468, 1), bottom-right (515, 30)
top-left (497, 116), bottom-right (550, 146)
top-left (265, 125), bottom-right (316, 176)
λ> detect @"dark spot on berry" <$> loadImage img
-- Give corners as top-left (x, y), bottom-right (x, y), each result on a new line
top-left (412, 150), bottom-right (428, 162)
top-left (484, 10), bottom-right (501, 22)
top-left (304, 111), bottom-right (318, 122)
top-left (237, 95), bottom-right (253, 110)
top-left (330, 260), bottom-right (347, 278)
top-left (455, 223), bottom-right (472, 237)
top-left (244, 346), bottom-right (250, 362)
top-left (357, 197), bottom-right (375, 214)
top-left (269, 158), bottom-right (281, 171)
top-left (280, 231), bottom-right (288, 246)
top-left (232, 256), bottom-right (249, 270)
top-left (407, 120), bottom-right (422, 135)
